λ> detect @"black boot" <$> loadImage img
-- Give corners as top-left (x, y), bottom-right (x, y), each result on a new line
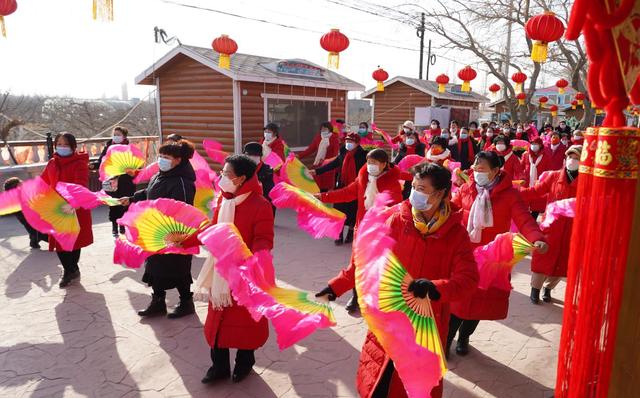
top-left (445, 335), bottom-right (453, 360)
top-left (202, 366), bottom-right (230, 384)
top-left (456, 337), bottom-right (470, 356)
top-left (345, 289), bottom-right (359, 313)
top-left (111, 222), bottom-right (119, 238)
top-left (202, 348), bottom-right (231, 384)
top-left (530, 287), bottom-right (541, 304)
top-left (119, 225), bottom-right (126, 235)
top-left (334, 230), bottom-right (344, 246)
top-left (138, 294), bottom-right (167, 317)
top-left (343, 228), bottom-right (354, 244)
top-left (29, 235), bottom-right (40, 249)
top-left (232, 350), bottom-right (255, 383)
top-left (542, 288), bottom-right (552, 303)
top-left (59, 270), bottom-right (80, 288)
top-left (168, 293), bottom-right (196, 319)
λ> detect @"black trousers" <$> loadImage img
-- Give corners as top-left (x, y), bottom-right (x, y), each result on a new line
top-left (448, 314), bottom-right (480, 343)
top-left (372, 360), bottom-right (395, 398)
top-left (16, 212), bottom-right (47, 246)
top-left (152, 282), bottom-right (191, 299)
top-left (57, 249), bottom-right (81, 274)
top-left (210, 346), bottom-right (255, 373)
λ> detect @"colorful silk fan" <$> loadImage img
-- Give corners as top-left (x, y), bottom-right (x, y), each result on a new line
top-left (118, 198), bottom-right (208, 255)
top-left (55, 182), bottom-right (120, 209)
top-left (511, 139), bottom-right (530, 152)
top-left (474, 232), bottom-right (535, 291)
top-left (113, 236), bottom-right (152, 269)
top-left (282, 153), bottom-right (320, 194)
top-left (398, 154), bottom-right (425, 173)
top-left (191, 151), bottom-right (218, 182)
top-left (132, 162), bottom-right (159, 184)
top-left (540, 198), bottom-right (576, 229)
top-left (371, 123), bottom-right (399, 150)
top-left (263, 151), bottom-right (284, 170)
top-left (200, 223), bottom-right (336, 350)
top-left (353, 195), bottom-right (444, 397)
top-left (99, 144), bottom-right (146, 181)
top-left (194, 169), bottom-right (216, 216)
top-left (203, 139), bottom-right (229, 165)
top-left (19, 177), bottom-right (80, 251)
top-left (0, 187), bottom-right (21, 215)
top-left (269, 182), bottom-right (345, 239)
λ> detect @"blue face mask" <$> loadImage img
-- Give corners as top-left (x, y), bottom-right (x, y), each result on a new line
top-left (460, 133), bottom-right (469, 140)
top-left (441, 133), bottom-right (450, 139)
top-left (409, 188), bottom-right (432, 211)
top-left (158, 157), bottom-right (173, 172)
top-left (358, 128), bottom-right (368, 137)
top-left (56, 147), bottom-right (73, 157)
top-left (345, 142), bottom-right (356, 151)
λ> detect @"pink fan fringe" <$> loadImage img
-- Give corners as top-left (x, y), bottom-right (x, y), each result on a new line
top-left (56, 182), bottom-right (105, 209)
top-left (398, 155), bottom-right (425, 173)
top-left (371, 123), bottom-right (399, 150)
top-left (354, 195), bottom-right (442, 397)
top-left (203, 139), bottom-right (229, 165)
top-left (269, 182), bottom-right (345, 239)
top-left (113, 237), bottom-right (151, 268)
top-left (473, 232), bottom-right (516, 291)
top-left (0, 186), bottom-right (21, 215)
top-left (540, 198), bottom-right (576, 229)
top-left (133, 162), bottom-right (159, 184)
top-left (263, 151), bottom-right (284, 170)
top-left (191, 151), bottom-right (218, 181)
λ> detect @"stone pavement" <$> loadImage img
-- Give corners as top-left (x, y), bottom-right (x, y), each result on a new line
top-left (0, 208), bottom-right (563, 397)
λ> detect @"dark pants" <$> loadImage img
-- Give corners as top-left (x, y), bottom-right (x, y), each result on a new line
top-left (372, 360), bottom-right (395, 398)
top-left (448, 314), bottom-right (480, 343)
top-left (16, 212), bottom-right (47, 247)
top-left (210, 346), bottom-right (255, 373)
top-left (152, 282), bottom-right (191, 300)
top-left (57, 249), bottom-right (81, 274)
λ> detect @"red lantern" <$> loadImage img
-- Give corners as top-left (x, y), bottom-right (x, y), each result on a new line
top-left (550, 104), bottom-right (559, 116)
top-left (525, 11), bottom-right (565, 63)
top-left (92, 0), bottom-right (113, 21)
top-left (538, 95), bottom-right (549, 108)
top-left (435, 74), bottom-right (450, 93)
top-left (511, 72), bottom-right (527, 93)
top-left (556, 78), bottom-right (569, 94)
top-left (516, 92), bottom-right (527, 106)
top-left (488, 83), bottom-right (501, 99)
top-left (320, 29), bottom-right (349, 69)
top-left (575, 92), bottom-right (585, 106)
top-left (372, 67), bottom-right (389, 92)
top-left (212, 34), bottom-right (238, 70)
top-left (571, 100), bottom-right (578, 110)
top-left (0, 0), bottom-right (17, 37)
top-left (457, 66), bottom-right (477, 92)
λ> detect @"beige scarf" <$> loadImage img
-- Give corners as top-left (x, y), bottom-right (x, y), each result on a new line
top-left (194, 192), bottom-right (251, 308)
top-left (262, 137), bottom-right (274, 160)
top-left (467, 185), bottom-right (494, 243)
top-left (363, 173), bottom-right (380, 210)
top-left (528, 153), bottom-right (543, 187)
top-left (314, 135), bottom-right (331, 166)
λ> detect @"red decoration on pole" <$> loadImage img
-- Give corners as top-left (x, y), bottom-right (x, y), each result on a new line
top-left (488, 83), bottom-right (501, 99)
top-left (556, 78), bottom-right (569, 94)
top-left (516, 92), bottom-right (527, 106)
top-left (525, 11), bottom-right (565, 63)
top-left (538, 96), bottom-right (549, 108)
top-left (550, 104), bottom-right (558, 116)
top-left (372, 67), bottom-right (389, 92)
top-left (435, 74), bottom-right (450, 93)
top-left (212, 34), bottom-right (238, 70)
top-left (0, 0), bottom-right (17, 37)
top-left (320, 29), bottom-right (349, 69)
top-left (575, 92), bottom-right (586, 106)
top-left (511, 72), bottom-right (527, 93)
top-left (571, 100), bottom-right (578, 110)
top-left (457, 66), bottom-right (477, 92)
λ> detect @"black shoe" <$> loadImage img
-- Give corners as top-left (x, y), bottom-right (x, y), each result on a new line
top-left (456, 337), bottom-right (470, 356)
top-left (542, 288), bottom-right (552, 303)
top-left (30, 241), bottom-right (40, 249)
top-left (232, 365), bottom-right (252, 383)
top-left (334, 232), bottom-right (344, 246)
top-left (530, 287), bottom-right (541, 304)
top-left (345, 294), bottom-right (359, 313)
top-left (119, 225), bottom-right (125, 235)
top-left (138, 294), bottom-right (167, 317)
top-left (201, 366), bottom-right (230, 384)
top-left (445, 336), bottom-right (453, 360)
top-left (343, 228), bottom-right (354, 244)
top-left (167, 295), bottom-right (195, 319)
top-left (59, 270), bottom-right (80, 288)
top-left (111, 222), bottom-right (119, 238)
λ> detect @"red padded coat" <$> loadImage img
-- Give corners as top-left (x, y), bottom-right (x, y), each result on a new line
top-left (520, 149), bottom-right (552, 212)
top-left (546, 143), bottom-right (568, 171)
top-left (297, 132), bottom-right (340, 191)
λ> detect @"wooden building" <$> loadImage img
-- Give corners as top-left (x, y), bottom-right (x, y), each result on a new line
top-left (362, 76), bottom-right (488, 134)
top-left (135, 45), bottom-right (364, 156)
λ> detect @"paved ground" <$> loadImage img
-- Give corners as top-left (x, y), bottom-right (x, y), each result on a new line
top-left (0, 207), bottom-right (563, 397)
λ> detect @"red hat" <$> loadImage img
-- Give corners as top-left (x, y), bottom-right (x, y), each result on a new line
top-left (531, 137), bottom-right (543, 146)
top-left (345, 132), bottom-right (361, 143)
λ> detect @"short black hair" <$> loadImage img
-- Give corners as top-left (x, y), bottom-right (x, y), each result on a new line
top-left (450, 120), bottom-right (459, 126)
top-left (475, 151), bottom-right (504, 169)
top-left (359, 122), bottom-right (369, 129)
top-left (264, 123), bottom-right (280, 136)
top-left (431, 119), bottom-right (440, 126)
top-left (493, 134), bottom-right (510, 147)
top-left (225, 154), bottom-right (257, 180)
top-left (243, 142), bottom-right (263, 156)
top-left (411, 162), bottom-right (452, 196)
top-left (430, 136), bottom-right (448, 148)
top-left (55, 132), bottom-right (77, 151)
top-left (3, 177), bottom-right (21, 191)
top-left (321, 121), bottom-right (333, 131)
top-left (469, 121), bottom-right (478, 128)
top-left (159, 139), bottom-right (195, 160)
top-left (166, 133), bottom-right (183, 142)
top-left (367, 148), bottom-right (389, 164)
top-left (113, 126), bottom-right (129, 136)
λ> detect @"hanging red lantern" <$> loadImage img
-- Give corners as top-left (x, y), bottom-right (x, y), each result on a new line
top-left (320, 29), bottom-right (349, 69)
top-left (92, 0), bottom-right (113, 21)
top-left (372, 67), bottom-right (389, 92)
top-left (550, 104), bottom-right (559, 116)
top-left (511, 72), bottom-right (528, 93)
top-left (556, 78), bottom-right (569, 94)
top-left (516, 92), bottom-right (527, 106)
top-left (212, 34), bottom-right (238, 70)
top-left (488, 83), bottom-right (501, 99)
top-left (457, 66), bottom-right (477, 92)
top-left (538, 95), bottom-right (549, 108)
top-left (571, 100), bottom-right (578, 110)
top-left (525, 11), bottom-right (565, 63)
top-left (435, 74), bottom-right (450, 93)
top-left (0, 0), bottom-right (17, 37)
top-left (575, 92), bottom-right (585, 106)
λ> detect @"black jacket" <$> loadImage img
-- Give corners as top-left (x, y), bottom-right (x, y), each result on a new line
top-left (132, 160), bottom-right (196, 204)
top-left (392, 142), bottom-right (426, 165)
top-left (256, 162), bottom-right (275, 199)
top-left (316, 145), bottom-right (368, 188)
top-left (448, 139), bottom-right (480, 170)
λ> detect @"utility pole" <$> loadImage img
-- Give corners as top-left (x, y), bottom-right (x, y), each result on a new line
top-left (417, 12), bottom-right (425, 79)
top-left (504, 0), bottom-right (513, 92)
top-left (425, 39), bottom-right (437, 80)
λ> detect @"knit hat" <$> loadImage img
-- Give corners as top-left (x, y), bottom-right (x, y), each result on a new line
top-left (243, 142), bottom-right (263, 156)
top-left (345, 132), bottom-right (361, 143)
top-left (403, 120), bottom-right (415, 130)
top-left (565, 145), bottom-right (583, 157)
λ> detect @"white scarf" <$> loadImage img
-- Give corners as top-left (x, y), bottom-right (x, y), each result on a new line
top-left (427, 148), bottom-right (451, 162)
top-left (503, 151), bottom-right (513, 162)
top-left (528, 153), bottom-right (543, 187)
top-left (363, 173), bottom-right (380, 210)
top-left (314, 134), bottom-right (331, 166)
top-left (467, 184), bottom-right (494, 243)
top-left (262, 137), bottom-right (274, 159)
top-left (194, 192), bottom-right (251, 308)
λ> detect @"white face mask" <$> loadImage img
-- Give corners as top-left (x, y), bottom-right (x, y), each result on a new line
top-left (406, 138), bottom-right (415, 146)
top-left (503, 128), bottom-right (510, 133)
top-left (367, 163), bottom-right (380, 176)
top-left (431, 124), bottom-right (438, 129)
top-left (561, 139), bottom-right (569, 146)
top-left (264, 131), bottom-right (274, 141)
top-left (566, 158), bottom-right (579, 171)
top-left (531, 144), bottom-right (540, 152)
top-left (486, 132), bottom-right (494, 138)
top-left (409, 189), bottom-right (432, 211)
top-left (496, 144), bottom-right (507, 152)
top-left (474, 171), bottom-right (491, 186)
top-left (321, 130), bottom-right (331, 138)
top-left (248, 155), bottom-right (261, 164)
top-left (403, 127), bottom-right (411, 134)
top-left (517, 128), bottom-right (523, 133)
top-left (345, 142), bottom-right (356, 151)
top-left (112, 135), bottom-right (124, 144)
top-left (450, 127), bottom-right (458, 133)
top-left (219, 175), bottom-right (238, 193)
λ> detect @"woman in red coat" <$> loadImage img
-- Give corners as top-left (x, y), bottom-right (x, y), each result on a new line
top-left (297, 121), bottom-right (340, 191)
top-left (316, 148), bottom-right (403, 313)
top-left (200, 155), bottom-right (275, 384)
top-left (492, 135), bottom-right (522, 179)
top-left (425, 136), bottom-right (452, 166)
top-left (261, 122), bottom-right (286, 162)
top-left (317, 163), bottom-right (479, 398)
top-left (520, 137), bottom-right (552, 218)
top-left (41, 132), bottom-right (93, 288)
top-left (449, 151), bottom-right (547, 357)
top-left (519, 145), bottom-right (581, 304)
top-left (545, 131), bottom-right (568, 171)
top-left (481, 126), bottom-right (496, 151)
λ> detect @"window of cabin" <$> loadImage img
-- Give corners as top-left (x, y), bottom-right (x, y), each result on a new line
top-left (265, 97), bottom-right (330, 148)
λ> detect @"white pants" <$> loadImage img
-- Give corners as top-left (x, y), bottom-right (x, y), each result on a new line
top-left (531, 272), bottom-right (562, 290)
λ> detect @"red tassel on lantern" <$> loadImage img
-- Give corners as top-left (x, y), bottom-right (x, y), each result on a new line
top-left (0, 0), bottom-right (17, 37)
top-left (436, 74), bottom-right (450, 93)
top-left (320, 29), bottom-right (349, 69)
top-left (372, 67), bottom-right (389, 92)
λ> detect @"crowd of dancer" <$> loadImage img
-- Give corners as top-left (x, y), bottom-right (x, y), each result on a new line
top-left (4, 115), bottom-right (583, 397)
